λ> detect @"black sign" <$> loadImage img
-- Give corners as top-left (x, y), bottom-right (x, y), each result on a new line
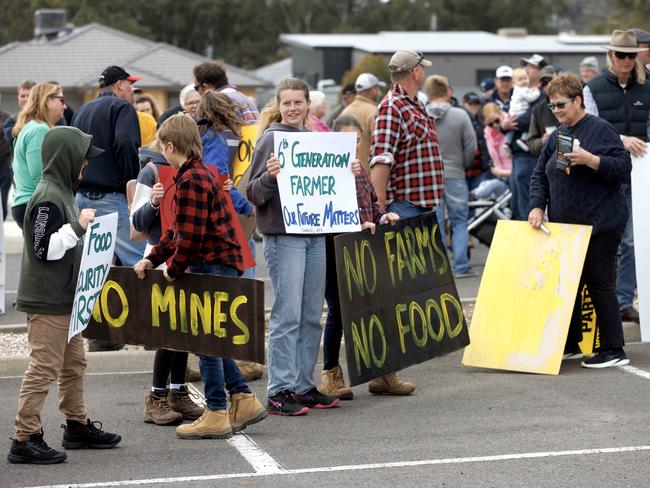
top-left (84, 267), bottom-right (265, 363)
top-left (334, 213), bottom-right (470, 385)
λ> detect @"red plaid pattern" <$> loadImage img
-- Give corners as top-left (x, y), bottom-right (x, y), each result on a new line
top-left (370, 83), bottom-right (444, 209)
top-left (146, 159), bottom-right (243, 278)
top-left (355, 166), bottom-right (385, 225)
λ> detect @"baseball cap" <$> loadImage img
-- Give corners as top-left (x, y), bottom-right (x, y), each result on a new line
top-left (388, 50), bottom-right (432, 73)
top-left (462, 92), bottom-right (481, 105)
top-left (480, 78), bottom-right (495, 91)
top-left (99, 66), bottom-right (142, 88)
top-left (355, 73), bottom-right (387, 91)
top-left (632, 28), bottom-right (650, 44)
top-left (342, 83), bottom-right (356, 95)
top-left (520, 54), bottom-right (548, 68)
top-left (85, 141), bottom-right (105, 159)
top-left (495, 65), bottom-right (513, 79)
top-left (539, 65), bottom-right (557, 81)
top-left (579, 56), bottom-right (599, 71)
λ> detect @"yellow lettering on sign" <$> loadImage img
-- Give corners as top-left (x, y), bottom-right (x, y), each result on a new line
top-left (101, 280), bottom-right (128, 328)
top-left (230, 295), bottom-right (250, 345)
top-left (213, 292), bottom-right (229, 338)
top-left (151, 284), bottom-right (177, 331)
top-left (190, 292), bottom-right (211, 336)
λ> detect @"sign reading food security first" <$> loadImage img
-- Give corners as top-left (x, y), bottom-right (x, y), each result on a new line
top-left (275, 132), bottom-right (360, 233)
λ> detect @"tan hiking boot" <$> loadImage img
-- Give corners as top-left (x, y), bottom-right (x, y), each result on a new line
top-left (319, 365), bottom-right (353, 400)
top-left (144, 392), bottom-right (183, 426)
top-left (168, 387), bottom-right (204, 420)
top-left (185, 365), bottom-right (202, 383)
top-left (176, 408), bottom-right (233, 439)
top-left (236, 361), bottom-right (265, 382)
top-left (228, 392), bottom-right (268, 433)
top-left (368, 372), bottom-right (415, 396)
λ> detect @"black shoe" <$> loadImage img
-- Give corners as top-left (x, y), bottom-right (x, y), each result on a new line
top-left (620, 307), bottom-right (640, 324)
top-left (267, 390), bottom-right (309, 416)
top-left (61, 420), bottom-right (121, 449)
top-left (7, 430), bottom-right (67, 464)
top-left (581, 349), bottom-right (630, 369)
top-left (293, 387), bottom-right (340, 409)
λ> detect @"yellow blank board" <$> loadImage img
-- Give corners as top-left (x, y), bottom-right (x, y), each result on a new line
top-left (462, 221), bottom-right (592, 375)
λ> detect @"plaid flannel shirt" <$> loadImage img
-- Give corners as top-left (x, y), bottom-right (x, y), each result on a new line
top-left (356, 166), bottom-right (385, 225)
top-left (370, 83), bottom-right (444, 209)
top-left (146, 159), bottom-right (243, 278)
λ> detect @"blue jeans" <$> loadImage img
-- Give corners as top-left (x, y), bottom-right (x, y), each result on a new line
top-left (75, 192), bottom-right (146, 266)
top-left (263, 235), bottom-right (326, 396)
top-left (189, 262), bottom-right (249, 411)
top-left (388, 199), bottom-right (448, 250)
top-left (510, 154), bottom-right (537, 221)
top-left (242, 236), bottom-right (256, 279)
top-left (466, 171), bottom-right (492, 192)
top-left (617, 185), bottom-right (636, 310)
top-left (444, 178), bottom-right (471, 274)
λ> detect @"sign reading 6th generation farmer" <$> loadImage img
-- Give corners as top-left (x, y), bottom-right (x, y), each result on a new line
top-left (68, 212), bottom-right (118, 343)
top-left (275, 131), bottom-right (360, 233)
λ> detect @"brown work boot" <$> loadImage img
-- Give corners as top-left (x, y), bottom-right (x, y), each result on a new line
top-left (168, 386), bottom-right (203, 420)
top-left (236, 360), bottom-right (265, 382)
top-left (228, 392), bottom-right (268, 433)
top-left (368, 372), bottom-right (415, 396)
top-left (185, 365), bottom-right (202, 383)
top-left (176, 408), bottom-right (232, 439)
top-left (319, 365), bottom-right (353, 400)
top-left (144, 391), bottom-right (183, 426)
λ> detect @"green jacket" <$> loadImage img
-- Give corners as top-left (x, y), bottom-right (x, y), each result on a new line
top-left (17, 127), bottom-right (90, 315)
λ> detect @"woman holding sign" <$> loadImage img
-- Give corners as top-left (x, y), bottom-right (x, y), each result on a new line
top-left (247, 78), bottom-right (340, 416)
top-left (528, 72), bottom-right (632, 369)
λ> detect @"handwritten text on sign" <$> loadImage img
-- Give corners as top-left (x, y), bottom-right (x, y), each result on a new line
top-left (275, 131), bottom-right (360, 233)
top-left (84, 267), bottom-right (265, 363)
top-left (68, 212), bottom-right (118, 342)
top-left (334, 213), bottom-right (470, 385)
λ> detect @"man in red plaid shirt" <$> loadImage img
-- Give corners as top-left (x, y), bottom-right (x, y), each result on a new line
top-left (370, 50), bottom-right (446, 245)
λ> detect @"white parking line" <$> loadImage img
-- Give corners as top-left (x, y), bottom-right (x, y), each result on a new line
top-left (0, 371), bottom-right (152, 380)
top-left (620, 364), bottom-right (650, 381)
top-left (25, 444), bottom-right (650, 488)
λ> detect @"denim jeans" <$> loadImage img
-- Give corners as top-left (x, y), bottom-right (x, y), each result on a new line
top-left (323, 235), bottom-right (342, 370)
top-left (75, 192), bottom-right (146, 266)
top-left (443, 178), bottom-right (471, 274)
top-left (466, 171), bottom-right (493, 192)
top-left (388, 199), bottom-right (448, 251)
top-left (189, 261), bottom-right (249, 411)
top-left (509, 154), bottom-right (538, 221)
top-left (616, 185), bottom-right (636, 310)
top-left (242, 236), bottom-right (256, 279)
top-left (263, 234), bottom-right (326, 396)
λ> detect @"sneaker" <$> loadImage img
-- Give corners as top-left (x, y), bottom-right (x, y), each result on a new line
top-left (236, 360), bottom-right (265, 382)
top-left (319, 365), bottom-right (353, 400)
top-left (621, 306), bottom-right (640, 324)
top-left (581, 349), bottom-right (630, 369)
top-left (267, 390), bottom-right (309, 416)
top-left (293, 387), bottom-right (340, 409)
top-left (229, 392), bottom-right (268, 433)
top-left (176, 408), bottom-right (233, 440)
top-left (168, 387), bottom-right (203, 420)
top-left (61, 420), bottom-right (121, 449)
top-left (7, 430), bottom-right (66, 464)
top-left (562, 346), bottom-right (585, 360)
top-left (368, 372), bottom-right (415, 396)
top-left (144, 391), bottom-right (183, 425)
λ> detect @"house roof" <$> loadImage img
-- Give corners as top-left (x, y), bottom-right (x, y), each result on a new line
top-left (281, 31), bottom-right (612, 54)
top-left (0, 23), bottom-right (272, 90)
top-left (254, 58), bottom-right (293, 85)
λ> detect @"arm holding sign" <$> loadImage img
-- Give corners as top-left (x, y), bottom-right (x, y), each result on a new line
top-left (527, 134), bottom-right (553, 226)
top-left (246, 131), bottom-right (279, 206)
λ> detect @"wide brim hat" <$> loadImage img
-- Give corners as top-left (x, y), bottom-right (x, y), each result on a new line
top-left (604, 29), bottom-right (647, 53)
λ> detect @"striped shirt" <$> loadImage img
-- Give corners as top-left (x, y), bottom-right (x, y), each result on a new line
top-left (369, 83), bottom-right (444, 209)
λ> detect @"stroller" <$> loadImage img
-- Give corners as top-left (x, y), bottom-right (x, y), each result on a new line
top-left (467, 189), bottom-right (512, 247)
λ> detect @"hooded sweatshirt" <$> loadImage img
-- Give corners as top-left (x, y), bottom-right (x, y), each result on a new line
top-left (131, 148), bottom-right (170, 245)
top-left (17, 126), bottom-right (91, 314)
top-left (426, 103), bottom-right (477, 179)
top-left (246, 122), bottom-right (305, 235)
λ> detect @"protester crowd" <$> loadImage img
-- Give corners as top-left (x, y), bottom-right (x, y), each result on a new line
top-left (2, 27), bottom-right (647, 465)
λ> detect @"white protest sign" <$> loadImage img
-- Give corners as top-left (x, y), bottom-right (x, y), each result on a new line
top-left (274, 131), bottom-right (360, 234)
top-left (68, 212), bottom-right (118, 342)
top-left (632, 146), bottom-right (650, 341)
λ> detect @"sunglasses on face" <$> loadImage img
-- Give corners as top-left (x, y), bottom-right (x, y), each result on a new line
top-left (614, 51), bottom-right (637, 60)
top-left (546, 97), bottom-right (575, 110)
top-left (49, 95), bottom-right (65, 104)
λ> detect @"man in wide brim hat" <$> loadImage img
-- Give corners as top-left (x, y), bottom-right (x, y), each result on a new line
top-left (602, 29), bottom-right (647, 53)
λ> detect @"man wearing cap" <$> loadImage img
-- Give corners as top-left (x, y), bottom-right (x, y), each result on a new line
top-left (462, 92), bottom-right (491, 191)
top-left (368, 49), bottom-right (442, 396)
top-left (479, 78), bottom-right (495, 100)
top-left (521, 54), bottom-right (548, 89)
top-left (527, 65), bottom-right (559, 157)
top-left (491, 65), bottom-right (514, 112)
top-left (631, 28), bottom-right (650, 71)
top-left (579, 57), bottom-right (600, 85)
top-left (340, 73), bottom-right (386, 171)
top-left (583, 29), bottom-right (650, 324)
top-left (325, 83), bottom-right (356, 127)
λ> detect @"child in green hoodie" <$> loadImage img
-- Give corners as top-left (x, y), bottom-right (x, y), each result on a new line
top-left (8, 126), bottom-right (121, 465)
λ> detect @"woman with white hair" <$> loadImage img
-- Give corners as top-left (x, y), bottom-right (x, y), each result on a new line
top-left (179, 84), bottom-right (201, 118)
top-left (307, 90), bottom-right (331, 132)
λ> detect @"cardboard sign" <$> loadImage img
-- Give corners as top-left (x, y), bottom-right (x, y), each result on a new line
top-left (334, 212), bottom-right (469, 386)
top-left (275, 131), bottom-right (361, 234)
top-left (84, 267), bottom-right (265, 362)
top-left (462, 221), bottom-right (592, 375)
top-left (68, 213), bottom-right (118, 342)
top-left (232, 124), bottom-right (257, 188)
top-left (632, 147), bottom-right (649, 341)
top-left (158, 165), bottom-right (255, 269)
